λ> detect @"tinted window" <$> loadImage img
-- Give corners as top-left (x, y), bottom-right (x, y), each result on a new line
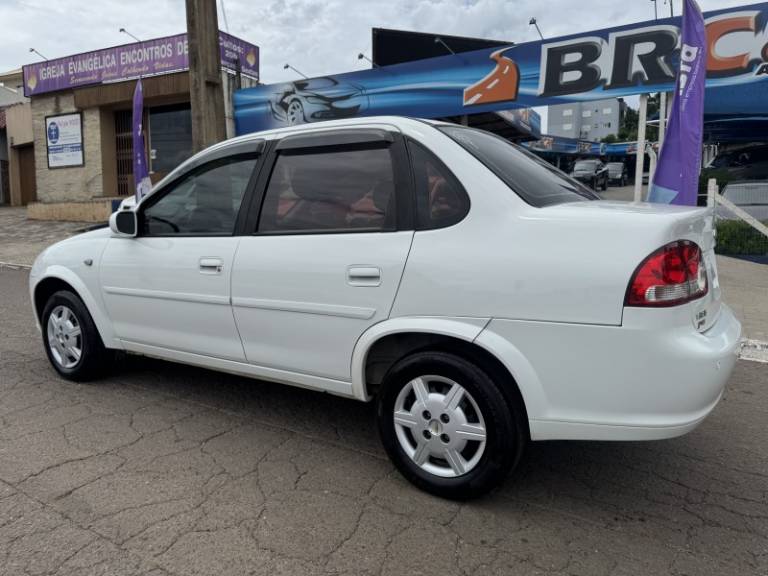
top-left (439, 126), bottom-right (598, 207)
top-left (408, 140), bottom-right (469, 229)
top-left (143, 155), bottom-right (256, 235)
top-left (258, 146), bottom-right (396, 233)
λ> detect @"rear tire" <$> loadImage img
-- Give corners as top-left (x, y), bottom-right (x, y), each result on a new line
top-left (41, 290), bottom-right (113, 381)
top-left (377, 351), bottom-right (525, 499)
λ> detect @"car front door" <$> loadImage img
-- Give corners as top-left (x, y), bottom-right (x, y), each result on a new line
top-left (100, 147), bottom-right (261, 361)
top-left (231, 129), bottom-right (413, 383)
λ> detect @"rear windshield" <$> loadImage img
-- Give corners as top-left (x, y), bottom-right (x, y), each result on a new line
top-left (438, 126), bottom-right (599, 207)
top-left (574, 161), bottom-right (597, 170)
top-left (607, 162), bottom-right (624, 169)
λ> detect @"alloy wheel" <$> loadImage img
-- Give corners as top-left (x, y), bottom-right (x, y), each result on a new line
top-left (393, 375), bottom-right (487, 478)
top-left (46, 305), bottom-right (83, 369)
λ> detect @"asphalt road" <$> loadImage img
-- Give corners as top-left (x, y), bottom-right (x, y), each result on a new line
top-left (1, 268), bottom-right (766, 576)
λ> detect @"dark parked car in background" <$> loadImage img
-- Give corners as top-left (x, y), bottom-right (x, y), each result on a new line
top-left (699, 144), bottom-right (768, 205)
top-left (269, 77), bottom-right (369, 126)
top-left (606, 162), bottom-right (628, 186)
top-left (571, 159), bottom-right (608, 190)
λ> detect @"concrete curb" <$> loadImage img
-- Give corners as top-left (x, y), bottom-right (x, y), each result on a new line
top-left (741, 339), bottom-right (768, 363)
top-left (0, 261), bottom-right (32, 270)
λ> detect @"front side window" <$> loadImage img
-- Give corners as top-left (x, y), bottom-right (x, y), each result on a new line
top-left (258, 145), bottom-right (396, 233)
top-left (142, 155), bottom-right (257, 235)
top-left (439, 125), bottom-right (599, 207)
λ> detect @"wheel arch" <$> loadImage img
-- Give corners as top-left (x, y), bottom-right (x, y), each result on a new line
top-left (32, 267), bottom-right (119, 349)
top-left (352, 318), bottom-right (543, 438)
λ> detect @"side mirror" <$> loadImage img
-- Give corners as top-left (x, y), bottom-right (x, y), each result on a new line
top-left (109, 209), bottom-right (137, 237)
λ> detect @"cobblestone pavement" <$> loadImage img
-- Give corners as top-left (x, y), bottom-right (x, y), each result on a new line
top-left (1, 267), bottom-right (767, 575)
top-left (0, 208), bottom-right (92, 267)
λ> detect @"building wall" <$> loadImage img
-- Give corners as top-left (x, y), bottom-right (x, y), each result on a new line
top-left (5, 102), bottom-right (34, 206)
top-left (32, 92), bottom-right (104, 203)
top-left (548, 98), bottom-right (622, 142)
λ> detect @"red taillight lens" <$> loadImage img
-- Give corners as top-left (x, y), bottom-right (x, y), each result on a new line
top-left (625, 240), bottom-right (708, 307)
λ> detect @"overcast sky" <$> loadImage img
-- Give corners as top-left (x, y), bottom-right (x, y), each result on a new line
top-left (0, 0), bottom-right (754, 84)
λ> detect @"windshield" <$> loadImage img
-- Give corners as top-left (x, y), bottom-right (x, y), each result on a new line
top-left (438, 126), bottom-right (599, 207)
top-left (574, 161), bottom-right (597, 171)
top-left (607, 163), bottom-right (623, 169)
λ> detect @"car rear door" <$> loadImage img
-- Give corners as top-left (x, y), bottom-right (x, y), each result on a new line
top-left (231, 128), bottom-right (413, 382)
top-left (99, 142), bottom-right (263, 361)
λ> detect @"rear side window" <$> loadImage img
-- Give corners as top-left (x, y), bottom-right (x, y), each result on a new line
top-left (258, 145), bottom-right (396, 233)
top-left (438, 125), bottom-right (599, 207)
top-left (408, 140), bottom-right (469, 229)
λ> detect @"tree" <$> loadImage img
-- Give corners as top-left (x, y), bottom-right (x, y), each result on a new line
top-left (619, 94), bottom-right (660, 142)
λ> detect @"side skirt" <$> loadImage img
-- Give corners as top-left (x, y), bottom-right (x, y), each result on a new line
top-left (120, 340), bottom-right (357, 399)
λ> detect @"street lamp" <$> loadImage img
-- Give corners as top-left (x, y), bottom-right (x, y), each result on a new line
top-left (29, 48), bottom-right (49, 61)
top-left (283, 63), bottom-right (308, 79)
top-left (529, 18), bottom-right (544, 40)
top-left (119, 28), bottom-right (142, 43)
top-left (357, 53), bottom-right (378, 68)
top-left (434, 37), bottom-right (456, 55)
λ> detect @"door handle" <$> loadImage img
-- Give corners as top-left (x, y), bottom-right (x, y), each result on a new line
top-left (199, 258), bottom-right (223, 274)
top-left (347, 266), bottom-right (381, 287)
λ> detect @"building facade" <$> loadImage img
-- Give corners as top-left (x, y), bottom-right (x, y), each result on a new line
top-left (0, 69), bottom-right (30, 206)
top-left (547, 98), bottom-right (626, 142)
top-left (5, 32), bottom-right (258, 221)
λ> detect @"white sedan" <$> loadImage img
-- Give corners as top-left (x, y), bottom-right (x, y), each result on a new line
top-left (30, 116), bottom-right (741, 499)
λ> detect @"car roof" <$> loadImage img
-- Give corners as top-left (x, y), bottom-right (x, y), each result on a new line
top-left (214, 116), bottom-right (435, 151)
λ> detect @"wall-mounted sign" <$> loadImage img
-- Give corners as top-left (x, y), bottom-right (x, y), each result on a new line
top-left (234, 2), bottom-right (768, 135)
top-left (23, 31), bottom-right (259, 97)
top-left (46, 113), bottom-right (83, 168)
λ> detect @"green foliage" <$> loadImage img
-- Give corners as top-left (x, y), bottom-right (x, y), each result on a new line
top-left (601, 134), bottom-right (618, 144)
top-left (715, 220), bottom-right (768, 256)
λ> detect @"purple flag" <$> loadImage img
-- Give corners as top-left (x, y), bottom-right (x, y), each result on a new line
top-left (132, 79), bottom-right (151, 201)
top-left (648, 0), bottom-right (707, 205)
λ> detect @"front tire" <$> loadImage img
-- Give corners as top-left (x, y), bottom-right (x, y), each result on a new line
top-left (377, 351), bottom-right (525, 499)
top-left (41, 290), bottom-right (113, 381)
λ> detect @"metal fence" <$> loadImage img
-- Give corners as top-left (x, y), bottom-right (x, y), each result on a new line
top-left (709, 179), bottom-right (768, 260)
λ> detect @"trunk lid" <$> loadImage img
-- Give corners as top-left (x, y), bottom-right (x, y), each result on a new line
top-left (539, 200), bottom-right (721, 331)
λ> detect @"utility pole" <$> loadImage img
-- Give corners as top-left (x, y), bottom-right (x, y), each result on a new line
top-left (186, 0), bottom-right (226, 153)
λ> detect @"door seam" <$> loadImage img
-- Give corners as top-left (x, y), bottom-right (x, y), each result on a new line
top-left (386, 231), bottom-right (415, 319)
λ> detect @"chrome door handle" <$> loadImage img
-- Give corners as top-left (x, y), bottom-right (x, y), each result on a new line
top-left (199, 258), bottom-right (223, 274)
top-left (347, 266), bottom-right (381, 287)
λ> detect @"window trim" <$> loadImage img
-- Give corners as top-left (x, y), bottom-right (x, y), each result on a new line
top-left (137, 151), bottom-right (262, 238)
top-left (243, 130), bottom-right (413, 236)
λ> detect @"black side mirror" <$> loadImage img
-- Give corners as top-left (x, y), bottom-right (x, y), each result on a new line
top-left (109, 209), bottom-right (137, 237)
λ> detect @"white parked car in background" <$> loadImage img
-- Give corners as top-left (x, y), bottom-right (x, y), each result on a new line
top-left (30, 117), bottom-right (741, 499)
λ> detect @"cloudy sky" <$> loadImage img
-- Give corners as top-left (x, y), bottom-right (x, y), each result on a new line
top-left (0, 0), bottom-right (753, 84)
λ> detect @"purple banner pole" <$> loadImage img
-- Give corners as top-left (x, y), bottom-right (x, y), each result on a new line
top-left (648, 0), bottom-right (707, 205)
top-left (132, 79), bottom-right (151, 201)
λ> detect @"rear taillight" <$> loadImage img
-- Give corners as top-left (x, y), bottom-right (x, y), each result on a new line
top-left (625, 240), bottom-right (708, 307)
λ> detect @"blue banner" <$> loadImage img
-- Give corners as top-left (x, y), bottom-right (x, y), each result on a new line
top-left (235, 3), bottom-right (768, 135)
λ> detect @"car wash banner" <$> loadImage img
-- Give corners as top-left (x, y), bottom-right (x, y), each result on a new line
top-left (235, 2), bottom-right (768, 135)
top-left (23, 31), bottom-right (259, 97)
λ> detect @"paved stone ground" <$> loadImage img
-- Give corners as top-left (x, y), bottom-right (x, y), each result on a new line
top-left (1, 267), bottom-right (767, 575)
top-left (0, 208), bottom-right (91, 267)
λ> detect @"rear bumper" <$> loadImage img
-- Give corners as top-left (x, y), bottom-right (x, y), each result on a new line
top-left (476, 304), bottom-right (742, 441)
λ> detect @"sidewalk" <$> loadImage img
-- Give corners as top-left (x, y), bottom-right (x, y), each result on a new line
top-left (1, 206), bottom-right (766, 343)
top-left (0, 207), bottom-right (92, 267)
